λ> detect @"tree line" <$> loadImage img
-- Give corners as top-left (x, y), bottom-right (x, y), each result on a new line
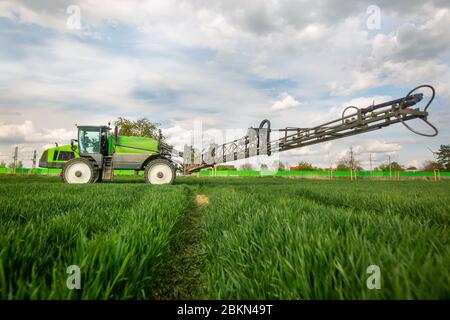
top-left (0, 161), bottom-right (23, 169)
top-left (229, 144), bottom-right (450, 172)
top-left (294, 145), bottom-right (449, 172)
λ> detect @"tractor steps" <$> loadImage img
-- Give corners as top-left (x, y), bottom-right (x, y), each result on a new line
top-left (102, 156), bottom-right (114, 181)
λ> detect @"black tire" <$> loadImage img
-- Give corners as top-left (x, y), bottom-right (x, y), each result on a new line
top-left (93, 169), bottom-right (103, 183)
top-left (144, 158), bottom-right (176, 185)
top-left (62, 158), bottom-right (96, 184)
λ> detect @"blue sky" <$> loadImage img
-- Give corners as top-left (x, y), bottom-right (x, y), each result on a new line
top-left (0, 0), bottom-right (449, 169)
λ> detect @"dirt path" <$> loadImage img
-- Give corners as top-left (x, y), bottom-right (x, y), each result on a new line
top-left (195, 194), bottom-right (209, 208)
top-left (152, 194), bottom-right (208, 299)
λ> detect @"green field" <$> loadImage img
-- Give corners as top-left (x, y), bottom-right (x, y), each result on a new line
top-left (0, 175), bottom-right (449, 299)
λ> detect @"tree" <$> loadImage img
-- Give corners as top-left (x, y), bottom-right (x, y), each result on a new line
top-left (421, 160), bottom-right (438, 172)
top-left (376, 161), bottom-right (404, 172)
top-left (337, 150), bottom-right (362, 171)
top-left (115, 117), bottom-right (161, 139)
top-left (260, 164), bottom-right (268, 171)
top-left (240, 163), bottom-right (254, 171)
top-left (436, 144), bottom-right (450, 171)
top-left (298, 161), bottom-right (314, 171)
top-left (291, 161), bottom-right (316, 171)
top-left (406, 166), bottom-right (417, 171)
top-left (272, 160), bottom-right (286, 171)
top-left (216, 165), bottom-right (236, 171)
top-left (336, 163), bottom-right (351, 171)
top-left (8, 161), bottom-right (23, 169)
top-left (0, 161), bottom-right (6, 168)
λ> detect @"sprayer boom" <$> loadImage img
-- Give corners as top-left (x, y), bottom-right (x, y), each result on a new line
top-left (183, 85), bottom-right (438, 174)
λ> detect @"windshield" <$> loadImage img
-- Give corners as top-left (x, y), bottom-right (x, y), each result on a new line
top-left (79, 128), bottom-right (100, 154)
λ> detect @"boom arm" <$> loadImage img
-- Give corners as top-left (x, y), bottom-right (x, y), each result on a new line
top-left (183, 85), bottom-right (438, 173)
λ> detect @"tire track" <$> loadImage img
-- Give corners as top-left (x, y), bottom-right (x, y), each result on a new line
top-left (151, 193), bottom-right (208, 299)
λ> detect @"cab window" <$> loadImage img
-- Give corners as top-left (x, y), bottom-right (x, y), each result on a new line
top-left (79, 128), bottom-right (100, 154)
top-left (58, 151), bottom-right (75, 161)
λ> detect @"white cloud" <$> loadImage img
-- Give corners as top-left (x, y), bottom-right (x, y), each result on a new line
top-left (329, 9), bottom-right (450, 97)
top-left (283, 146), bottom-right (318, 156)
top-left (364, 140), bottom-right (402, 154)
top-left (271, 95), bottom-right (301, 111)
top-left (373, 9), bottom-right (450, 62)
top-left (382, 60), bottom-right (448, 86)
top-left (0, 120), bottom-right (75, 144)
top-left (162, 125), bottom-right (192, 150)
top-left (330, 71), bottom-right (379, 96)
top-left (0, 1), bottom-right (65, 30)
top-left (0, 120), bottom-right (35, 141)
top-left (407, 159), bottom-right (420, 168)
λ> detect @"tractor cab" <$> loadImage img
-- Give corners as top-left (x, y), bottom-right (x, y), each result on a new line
top-left (76, 125), bottom-right (111, 157)
top-left (57, 125), bottom-right (115, 184)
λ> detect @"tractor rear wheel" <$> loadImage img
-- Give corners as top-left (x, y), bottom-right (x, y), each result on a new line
top-left (144, 159), bottom-right (176, 185)
top-left (62, 158), bottom-right (95, 184)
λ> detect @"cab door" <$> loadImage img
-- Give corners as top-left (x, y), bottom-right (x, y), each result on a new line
top-left (100, 127), bottom-right (110, 156)
top-left (78, 126), bottom-right (103, 166)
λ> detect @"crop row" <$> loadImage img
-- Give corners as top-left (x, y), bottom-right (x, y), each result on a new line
top-left (0, 182), bottom-right (192, 299)
top-left (200, 180), bottom-right (450, 299)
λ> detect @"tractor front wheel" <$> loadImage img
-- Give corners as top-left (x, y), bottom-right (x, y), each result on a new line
top-left (144, 159), bottom-right (176, 185)
top-left (62, 158), bottom-right (95, 184)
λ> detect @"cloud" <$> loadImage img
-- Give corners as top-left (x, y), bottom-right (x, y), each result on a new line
top-left (407, 159), bottom-right (420, 168)
top-left (330, 71), bottom-right (379, 96)
top-left (0, 120), bottom-right (75, 145)
top-left (329, 9), bottom-right (450, 97)
top-left (162, 125), bottom-right (192, 150)
top-left (382, 59), bottom-right (448, 86)
top-left (364, 140), bottom-right (402, 154)
top-left (283, 146), bottom-right (318, 156)
top-left (372, 9), bottom-right (450, 62)
top-left (1, 111), bottom-right (22, 116)
top-left (0, 120), bottom-right (34, 142)
top-left (271, 95), bottom-right (301, 111)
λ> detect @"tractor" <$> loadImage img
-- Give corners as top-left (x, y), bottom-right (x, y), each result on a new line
top-left (39, 125), bottom-right (177, 184)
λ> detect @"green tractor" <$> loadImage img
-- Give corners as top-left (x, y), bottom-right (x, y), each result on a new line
top-left (39, 125), bottom-right (178, 184)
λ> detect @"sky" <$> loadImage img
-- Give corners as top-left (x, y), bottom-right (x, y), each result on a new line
top-left (0, 0), bottom-right (449, 169)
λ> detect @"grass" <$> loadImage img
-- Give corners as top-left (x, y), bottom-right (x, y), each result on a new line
top-left (0, 176), bottom-right (192, 299)
top-left (0, 174), bottom-right (449, 299)
top-left (200, 180), bottom-right (450, 299)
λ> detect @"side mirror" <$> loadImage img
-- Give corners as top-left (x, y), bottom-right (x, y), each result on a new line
top-left (71, 139), bottom-right (78, 151)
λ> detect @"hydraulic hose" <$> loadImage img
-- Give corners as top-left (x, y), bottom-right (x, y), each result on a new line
top-left (399, 84), bottom-right (438, 137)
